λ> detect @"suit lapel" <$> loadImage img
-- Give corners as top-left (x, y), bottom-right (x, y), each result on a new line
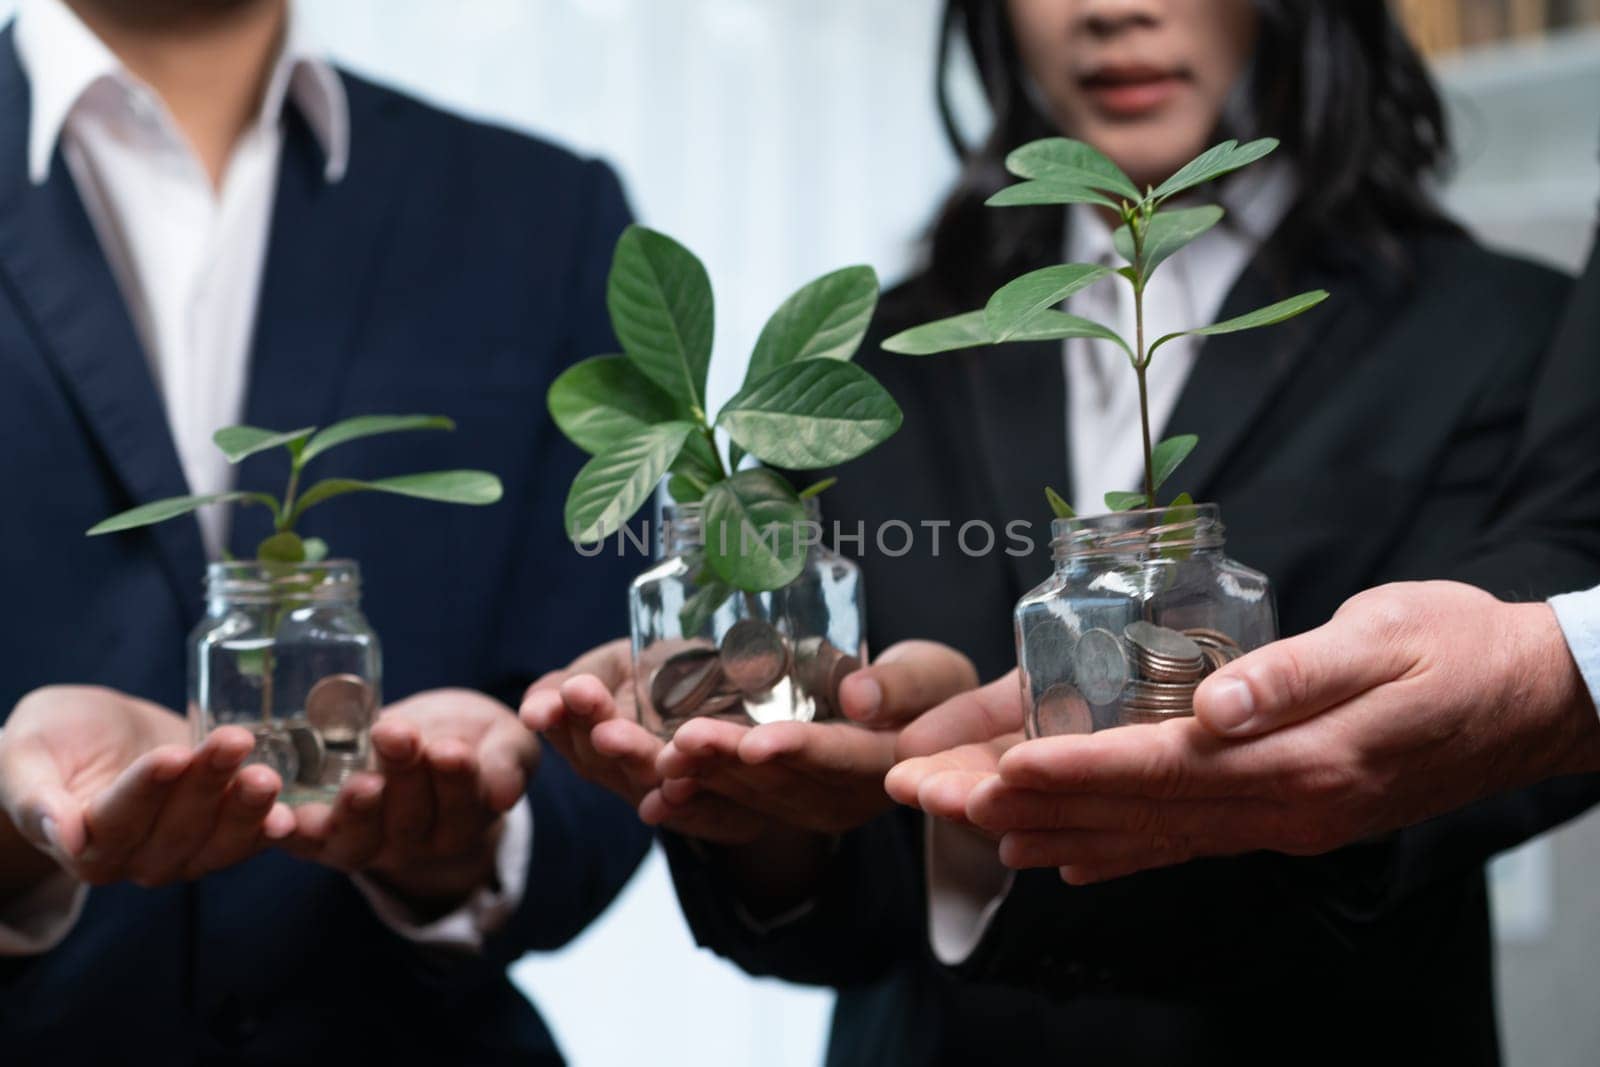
top-left (228, 92), bottom-right (398, 556)
top-left (0, 30), bottom-right (206, 618)
top-left (963, 340), bottom-right (1070, 595)
top-left (1163, 256), bottom-right (1354, 501)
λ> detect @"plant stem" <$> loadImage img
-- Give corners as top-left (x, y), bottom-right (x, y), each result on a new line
top-left (701, 425), bottom-right (731, 481)
top-left (1134, 284), bottom-right (1154, 507)
top-left (279, 463), bottom-right (302, 533)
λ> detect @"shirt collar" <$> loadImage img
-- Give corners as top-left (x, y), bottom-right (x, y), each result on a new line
top-left (14, 0), bottom-right (349, 186)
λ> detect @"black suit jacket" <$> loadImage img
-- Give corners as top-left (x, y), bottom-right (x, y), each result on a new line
top-left (666, 226), bottom-right (1600, 1066)
top-left (0, 36), bottom-right (649, 1066)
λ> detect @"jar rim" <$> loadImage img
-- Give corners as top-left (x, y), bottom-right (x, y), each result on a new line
top-left (1051, 503), bottom-right (1223, 559)
top-left (204, 559), bottom-right (361, 602)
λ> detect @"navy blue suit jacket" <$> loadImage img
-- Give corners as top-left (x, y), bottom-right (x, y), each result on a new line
top-left (0, 32), bottom-right (650, 1066)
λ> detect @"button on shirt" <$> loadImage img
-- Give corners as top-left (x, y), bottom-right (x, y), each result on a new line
top-left (928, 165), bottom-right (1294, 964)
top-left (1, 0), bottom-right (528, 957)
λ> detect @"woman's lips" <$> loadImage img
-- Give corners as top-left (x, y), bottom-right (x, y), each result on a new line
top-left (1079, 66), bottom-right (1188, 118)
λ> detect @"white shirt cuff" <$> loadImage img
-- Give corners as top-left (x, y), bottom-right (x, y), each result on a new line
top-left (1551, 586), bottom-right (1600, 717)
top-left (0, 867), bottom-right (87, 957)
top-left (924, 815), bottom-right (1014, 966)
top-left (351, 795), bottom-right (532, 952)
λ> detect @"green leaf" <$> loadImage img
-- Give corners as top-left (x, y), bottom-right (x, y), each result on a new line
top-left (717, 360), bottom-right (902, 469)
top-left (547, 355), bottom-right (683, 456)
top-left (746, 265), bottom-right (878, 382)
top-left (1104, 490), bottom-right (1149, 512)
top-left (1150, 434), bottom-right (1198, 493)
top-left (985, 264), bottom-right (1115, 342)
top-left (1005, 138), bottom-right (1142, 201)
top-left (667, 472), bottom-right (707, 504)
top-left (883, 309), bottom-right (1132, 358)
top-left (986, 180), bottom-right (1120, 211)
top-left (727, 439), bottom-right (747, 472)
top-left (213, 425), bottom-right (315, 464)
top-left (701, 468), bottom-right (807, 591)
top-left (1148, 290), bottom-right (1330, 359)
top-left (1114, 205), bottom-right (1224, 278)
top-left (256, 531), bottom-right (306, 563)
top-left (1151, 138), bottom-right (1279, 202)
top-left (302, 537), bottom-right (330, 563)
top-left (563, 422), bottom-right (693, 544)
top-left (679, 577), bottom-right (734, 636)
top-left (672, 431), bottom-right (723, 484)
top-left (87, 491), bottom-right (279, 536)
top-left (300, 415), bottom-right (454, 465)
top-left (290, 470), bottom-right (504, 526)
top-left (798, 476), bottom-right (837, 499)
top-left (607, 226), bottom-right (714, 410)
top-left (1045, 486), bottom-right (1075, 519)
top-left (1159, 491), bottom-right (1198, 560)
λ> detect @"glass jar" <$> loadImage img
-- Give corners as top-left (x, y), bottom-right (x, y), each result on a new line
top-left (1014, 505), bottom-right (1275, 737)
top-left (630, 502), bottom-right (866, 735)
top-left (189, 561), bottom-right (382, 804)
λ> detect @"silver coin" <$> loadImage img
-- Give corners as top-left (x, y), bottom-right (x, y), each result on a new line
top-left (1124, 621), bottom-right (1204, 664)
top-left (1182, 627), bottom-right (1241, 651)
top-left (305, 674), bottom-right (376, 737)
top-left (1032, 682), bottom-right (1093, 737)
top-left (719, 619), bottom-right (790, 695)
top-left (651, 648), bottom-right (723, 717)
top-left (287, 723), bottom-right (326, 785)
top-left (245, 723), bottom-right (299, 783)
top-left (1072, 628), bottom-right (1128, 705)
top-left (1022, 616), bottom-right (1074, 683)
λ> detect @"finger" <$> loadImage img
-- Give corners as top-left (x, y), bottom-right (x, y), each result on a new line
top-left (996, 720), bottom-right (1259, 800)
top-left (896, 670), bottom-right (1023, 761)
top-left (1194, 606), bottom-right (1414, 737)
top-left (180, 763), bottom-right (286, 878)
top-left (315, 773), bottom-right (388, 870)
top-left (656, 718), bottom-right (749, 779)
top-left (79, 745), bottom-right (193, 875)
top-left (518, 687), bottom-right (570, 733)
top-left (0, 741), bottom-right (84, 858)
top-left (589, 720), bottom-right (665, 794)
top-left (426, 739), bottom-right (485, 856)
top-left (842, 641), bottom-right (979, 727)
top-left (917, 769), bottom-right (993, 823)
top-left (739, 722), bottom-right (896, 780)
top-left (968, 778), bottom-right (1260, 840)
top-left (127, 728), bottom-right (257, 883)
top-left (999, 828), bottom-right (1202, 871)
top-left (638, 786), bottom-right (771, 845)
top-left (373, 719), bottom-right (434, 849)
top-left (478, 716), bottom-right (538, 814)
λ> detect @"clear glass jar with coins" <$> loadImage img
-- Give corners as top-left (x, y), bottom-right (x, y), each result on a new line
top-left (1015, 505), bottom-right (1275, 737)
top-left (630, 502), bottom-right (866, 735)
top-left (189, 560), bottom-right (381, 804)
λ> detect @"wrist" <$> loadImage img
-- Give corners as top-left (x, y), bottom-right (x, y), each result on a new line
top-left (1505, 603), bottom-right (1600, 778)
top-left (363, 819), bottom-right (504, 921)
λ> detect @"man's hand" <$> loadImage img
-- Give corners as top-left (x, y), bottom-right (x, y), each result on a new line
top-left (286, 688), bottom-right (537, 912)
top-left (961, 581), bottom-right (1600, 884)
top-left (650, 640), bottom-right (980, 836)
top-left (0, 685), bottom-right (294, 896)
top-left (882, 669), bottom-right (1024, 833)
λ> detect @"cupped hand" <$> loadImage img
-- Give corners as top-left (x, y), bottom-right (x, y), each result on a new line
top-left (285, 688), bottom-right (537, 908)
top-left (883, 668), bottom-right (1026, 832)
top-left (0, 685), bottom-right (293, 892)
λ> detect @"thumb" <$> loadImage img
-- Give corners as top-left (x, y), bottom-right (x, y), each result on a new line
top-left (841, 640), bottom-right (979, 728)
top-left (1194, 608), bottom-right (1409, 738)
top-left (0, 742), bottom-right (85, 858)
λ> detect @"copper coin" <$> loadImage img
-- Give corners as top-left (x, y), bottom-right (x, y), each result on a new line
top-left (1032, 682), bottom-right (1093, 737)
top-left (305, 674), bottom-right (377, 737)
top-left (650, 648), bottom-right (723, 717)
top-left (719, 619), bottom-right (790, 695)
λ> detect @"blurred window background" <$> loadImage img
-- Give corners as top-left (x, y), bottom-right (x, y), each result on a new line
top-left (8, 1), bottom-right (1598, 1063)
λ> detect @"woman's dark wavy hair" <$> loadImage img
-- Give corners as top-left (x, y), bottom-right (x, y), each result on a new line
top-left (913, 0), bottom-right (1458, 314)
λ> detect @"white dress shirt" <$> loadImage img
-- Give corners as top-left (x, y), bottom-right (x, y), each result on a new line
top-left (1551, 585), bottom-right (1600, 716)
top-left (1, 0), bottom-right (529, 957)
top-left (927, 166), bottom-right (1294, 964)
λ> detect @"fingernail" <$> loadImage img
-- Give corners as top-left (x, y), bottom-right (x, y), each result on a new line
top-left (846, 677), bottom-right (883, 721)
top-left (1205, 677), bottom-right (1254, 734)
top-left (211, 746), bottom-right (244, 772)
